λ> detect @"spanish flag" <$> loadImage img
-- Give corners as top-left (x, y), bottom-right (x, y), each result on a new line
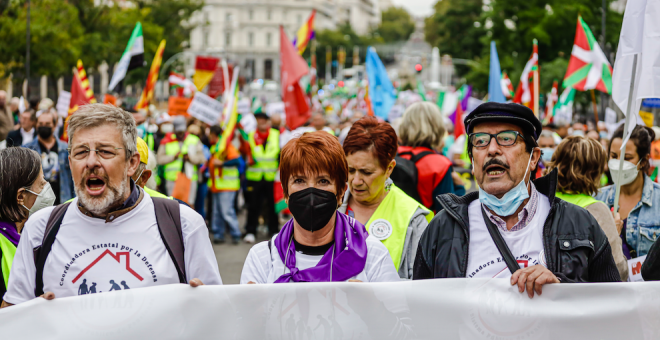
top-left (192, 56), bottom-right (219, 91)
top-left (135, 39), bottom-right (166, 110)
top-left (292, 10), bottom-right (316, 55)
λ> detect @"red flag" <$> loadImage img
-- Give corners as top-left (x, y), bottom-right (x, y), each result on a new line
top-left (454, 102), bottom-right (465, 139)
top-left (62, 74), bottom-right (93, 141)
top-left (208, 63), bottom-right (234, 99)
top-left (280, 26), bottom-right (310, 129)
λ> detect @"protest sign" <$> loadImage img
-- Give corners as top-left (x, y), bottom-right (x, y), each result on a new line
top-left (56, 91), bottom-right (71, 117)
top-left (187, 92), bottom-right (223, 125)
top-left (628, 255), bottom-right (647, 282)
top-left (168, 96), bottom-right (191, 116)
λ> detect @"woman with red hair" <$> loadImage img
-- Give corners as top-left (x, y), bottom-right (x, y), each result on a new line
top-left (240, 131), bottom-right (400, 283)
top-left (339, 117), bottom-right (433, 279)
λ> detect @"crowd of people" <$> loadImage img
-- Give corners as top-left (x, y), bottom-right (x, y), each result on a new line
top-left (0, 88), bottom-right (659, 310)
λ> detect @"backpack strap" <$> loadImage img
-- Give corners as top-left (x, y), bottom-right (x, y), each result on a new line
top-left (152, 197), bottom-right (187, 283)
top-left (481, 206), bottom-right (520, 275)
top-left (410, 151), bottom-right (434, 164)
top-left (34, 202), bottom-right (72, 297)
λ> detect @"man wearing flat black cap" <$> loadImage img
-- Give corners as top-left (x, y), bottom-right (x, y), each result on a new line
top-left (413, 102), bottom-right (620, 296)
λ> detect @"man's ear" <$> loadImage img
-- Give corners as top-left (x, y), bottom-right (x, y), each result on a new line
top-left (140, 170), bottom-right (152, 187)
top-left (126, 152), bottom-right (141, 177)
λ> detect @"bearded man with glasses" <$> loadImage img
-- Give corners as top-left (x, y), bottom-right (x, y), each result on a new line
top-left (2, 104), bottom-right (221, 308)
top-left (413, 102), bottom-right (621, 297)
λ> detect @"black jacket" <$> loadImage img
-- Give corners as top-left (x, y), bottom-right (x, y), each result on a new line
top-left (413, 169), bottom-right (621, 283)
top-left (5, 128), bottom-right (36, 147)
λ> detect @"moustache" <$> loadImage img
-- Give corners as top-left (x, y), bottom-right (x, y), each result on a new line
top-left (482, 158), bottom-right (510, 172)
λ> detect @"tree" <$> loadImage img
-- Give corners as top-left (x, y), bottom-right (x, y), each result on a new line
top-left (424, 0), bottom-right (486, 76)
top-left (0, 0), bottom-right (85, 78)
top-left (304, 24), bottom-right (382, 81)
top-left (0, 0), bottom-right (203, 86)
top-left (452, 0), bottom-right (623, 98)
top-left (374, 7), bottom-right (415, 43)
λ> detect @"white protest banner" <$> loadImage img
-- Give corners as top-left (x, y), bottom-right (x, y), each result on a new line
top-left (2, 280), bottom-right (660, 339)
top-left (187, 91), bottom-right (223, 125)
top-left (56, 91), bottom-right (71, 117)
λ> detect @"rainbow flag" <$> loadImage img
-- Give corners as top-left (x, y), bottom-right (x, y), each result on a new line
top-left (135, 39), bottom-right (166, 110)
top-left (292, 10), bottom-right (316, 55)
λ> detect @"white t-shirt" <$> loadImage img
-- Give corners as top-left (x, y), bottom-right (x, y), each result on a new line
top-left (465, 193), bottom-right (551, 279)
top-left (4, 192), bottom-right (222, 305)
top-left (240, 234), bottom-right (401, 284)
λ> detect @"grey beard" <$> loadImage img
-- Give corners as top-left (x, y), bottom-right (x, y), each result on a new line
top-left (75, 174), bottom-right (129, 217)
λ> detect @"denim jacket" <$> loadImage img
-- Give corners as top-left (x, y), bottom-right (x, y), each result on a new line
top-left (595, 174), bottom-right (660, 257)
top-left (24, 138), bottom-right (74, 202)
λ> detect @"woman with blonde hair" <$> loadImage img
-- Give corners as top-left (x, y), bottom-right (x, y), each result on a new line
top-left (547, 135), bottom-right (628, 280)
top-left (397, 102), bottom-right (464, 212)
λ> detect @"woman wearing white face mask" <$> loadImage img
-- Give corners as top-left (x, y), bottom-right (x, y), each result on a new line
top-left (0, 147), bottom-right (55, 298)
top-left (596, 125), bottom-right (660, 261)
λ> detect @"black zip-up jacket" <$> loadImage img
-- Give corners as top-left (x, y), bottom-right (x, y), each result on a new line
top-left (413, 169), bottom-right (621, 282)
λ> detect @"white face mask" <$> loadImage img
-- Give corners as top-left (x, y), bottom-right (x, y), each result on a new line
top-left (22, 182), bottom-right (57, 217)
top-left (609, 158), bottom-right (641, 186)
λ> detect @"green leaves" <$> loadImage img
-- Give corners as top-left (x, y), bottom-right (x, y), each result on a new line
top-left (0, 0), bottom-right (202, 82)
top-left (374, 7), bottom-right (415, 43)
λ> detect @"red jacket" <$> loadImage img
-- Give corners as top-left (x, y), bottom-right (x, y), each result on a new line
top-left (397, 146), bottom-right (452, 210)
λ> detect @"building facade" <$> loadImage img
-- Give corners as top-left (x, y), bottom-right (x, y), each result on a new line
top-left (188, 0), bottom-right (380, 82)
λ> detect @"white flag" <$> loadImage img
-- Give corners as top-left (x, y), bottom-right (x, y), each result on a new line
top-left (611, 0), bottom-right (660, 147)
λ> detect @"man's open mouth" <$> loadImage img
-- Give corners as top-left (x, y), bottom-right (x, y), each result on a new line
top-left (486, 165), bottom-right (507, 177)
top-left (85, 176), bottom-right (106, 196)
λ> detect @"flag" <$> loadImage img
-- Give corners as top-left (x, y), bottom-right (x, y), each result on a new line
top-left (280, 26), bottom-right (310, 130)
top-left (563, 16), bottom-right (613, 94)
top-left (436, 91), bottom-right (445, 110)
top-left (62, 72), bottom-right (95, 141)
top-left (416, 79), bottom-right (427, 101)
top-left (76, 60), bottom-right (96, 104)
top-left (513, 40), bottom-right (539, 112)
top-left (612, 0), bottom-right (659, 147)
top-left (552, 87), bottom-right (576, 126)
top-left (192, 56), bottom-right (219, 91)
top-left (108, 22), bottom-right (144, 92)
top-left (365, 47), bottom-right (395, 119)
top-left (454, 102), bottom-right (465, 139)
top-left (217, 68), bottom-right (240, 155)
top-left (169, 72), bottom-right (197, 97)
top-left (501, 73), bottom-right (514, 99)
top-left (251, 97), bottom-right (264, 114)
top-left (208, 63), bottom-right (234, 99)
top-left (292, 10), bottom-right (316, 55)
top-left (489, 41), bottom-right (506, 103)
top-left (135, 39), bottom-right (166, 110)
top-left (543, 81), bottom-right (559, 124)
top-left (18, 96), bottom-right (25, 114)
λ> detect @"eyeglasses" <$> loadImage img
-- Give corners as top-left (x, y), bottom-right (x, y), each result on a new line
top-left (68, 147), bottom-right (124, 160)
top-left (469, 131), bottom-right (523, 148)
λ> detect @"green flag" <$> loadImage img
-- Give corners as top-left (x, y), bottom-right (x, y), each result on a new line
top-left (108, 22), bottom-right (145, 92)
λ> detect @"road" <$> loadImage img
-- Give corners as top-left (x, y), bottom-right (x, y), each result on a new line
top-left (210, 209), bottom-right (274, 284)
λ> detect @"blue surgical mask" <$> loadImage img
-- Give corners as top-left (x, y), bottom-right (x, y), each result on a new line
top-left (478, 152), bottom-right (534, 217)
top-left (540, 148), bottom-right (554, 162)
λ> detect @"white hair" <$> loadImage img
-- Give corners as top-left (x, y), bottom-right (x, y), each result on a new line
top-left (67, 103), bottom-right (137, 162)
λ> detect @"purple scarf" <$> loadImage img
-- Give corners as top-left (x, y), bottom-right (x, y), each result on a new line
top-left (0, 221), bottom-right (20, 246)
top-left (274, 212), bottom-right (369, 283)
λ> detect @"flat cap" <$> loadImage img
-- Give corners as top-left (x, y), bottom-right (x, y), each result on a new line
top-left (464, 102), bottom-right (542, 140)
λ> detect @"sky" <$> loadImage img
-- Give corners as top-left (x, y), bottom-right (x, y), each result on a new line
top-left (390, 0), bottom-right (435, 17)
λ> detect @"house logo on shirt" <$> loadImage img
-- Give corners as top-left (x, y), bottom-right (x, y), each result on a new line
top-left (59, 243), bottom-right (159, 293)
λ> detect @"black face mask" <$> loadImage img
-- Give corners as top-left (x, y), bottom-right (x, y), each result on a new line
top-left (288, 187), bottom-right (338, 232)
top-left (37, 126), bottom-right (52, 139)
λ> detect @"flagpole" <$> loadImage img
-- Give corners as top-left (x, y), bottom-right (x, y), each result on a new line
top-left (533, 69), bottom-right (539, 117)
top-left (590, 90), bottom-right (600, 132)
top-left (613, 54), bottom-right (638, 214)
